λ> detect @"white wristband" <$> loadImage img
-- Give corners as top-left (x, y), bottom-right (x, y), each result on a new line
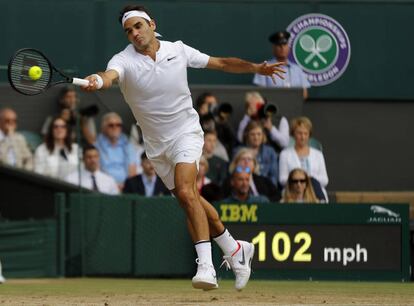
top-left (92, 74), bottom-right (103, 89)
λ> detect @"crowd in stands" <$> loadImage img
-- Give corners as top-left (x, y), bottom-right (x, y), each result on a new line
top-left (0, 87), bottom-right (328, 204)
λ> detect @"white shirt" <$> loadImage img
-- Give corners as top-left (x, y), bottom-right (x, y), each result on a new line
top-left (65, 169), bottom-right (119, 195)
top-left (0, 130), bottom-right (16, 165)
top-left (279, 147), bottom-right (329, 187)
top-left (107, 40), bottom-right (209, 143)
top-left (34, 143), bottom-right (79, 179)
top-left (142, 174), bottom-right (157, 196)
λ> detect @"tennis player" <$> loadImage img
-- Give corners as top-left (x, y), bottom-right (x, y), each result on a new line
top-left (83, 5), bottom-right (284, 290)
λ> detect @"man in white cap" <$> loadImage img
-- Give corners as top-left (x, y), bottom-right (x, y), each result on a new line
top-left (83, 4), bottom-right (285, 291)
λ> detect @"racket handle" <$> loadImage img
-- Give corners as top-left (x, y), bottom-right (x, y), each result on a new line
top-left (72, 78), bottom-right (90, 87)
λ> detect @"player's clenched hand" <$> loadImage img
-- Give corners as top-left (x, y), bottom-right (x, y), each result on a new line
top-left (82, 75), bottom-right (101, 92)
top-left (256, 61), bottom-right (286, 84)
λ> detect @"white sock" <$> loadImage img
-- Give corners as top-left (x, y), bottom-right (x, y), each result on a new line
top-left (213, 229), bottom-right (239, 256)
top-left (194, 241), bottom-right (213, 265)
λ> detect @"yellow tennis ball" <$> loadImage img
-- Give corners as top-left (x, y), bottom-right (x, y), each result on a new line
top-left (28, 66), bottom-right (42, 80)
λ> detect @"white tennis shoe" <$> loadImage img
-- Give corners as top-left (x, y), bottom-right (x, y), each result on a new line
top-left (221, 240), bottom-right (254, 291)
top-left (192, 258), bottom-right (218, 290)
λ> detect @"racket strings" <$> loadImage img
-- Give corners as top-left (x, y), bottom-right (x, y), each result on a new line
top-left (9, 49), bottom-right (51, 95)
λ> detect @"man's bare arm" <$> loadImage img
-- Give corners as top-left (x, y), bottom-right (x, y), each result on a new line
top-left (207, 57), bottom-right (285, 83)
top-left (83, 70), bottom-right (119, 91)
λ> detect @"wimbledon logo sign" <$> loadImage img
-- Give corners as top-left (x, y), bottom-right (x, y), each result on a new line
top-left (287, 13), bottom-right (351, 86)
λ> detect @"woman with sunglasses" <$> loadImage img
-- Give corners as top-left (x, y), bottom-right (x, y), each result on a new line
top-left (281, 168), bottom-right (319, 203)
top-left (34, 116), bottom-right (79, 179)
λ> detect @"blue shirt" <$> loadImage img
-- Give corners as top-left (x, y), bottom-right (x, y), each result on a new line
top-left (253, 59), bottom-right (310, 88)
top-left (256, 144), bottom-right (279, 186)
top-left (142, 174), bottom-right (156, 197)
top-left (95, 133), bottom-right (137, 184)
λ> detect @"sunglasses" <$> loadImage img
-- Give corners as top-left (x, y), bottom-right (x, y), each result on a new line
top-left (290, 179), bottom-right (307, 184)
top-left (234, 166), bottom-right (251, 174)
top-left (107, 123), bottom-right (122, 128)
top-left (4, 118), bottom-right (17, 124)
top-left (53, 124), bottom-right (67, 129)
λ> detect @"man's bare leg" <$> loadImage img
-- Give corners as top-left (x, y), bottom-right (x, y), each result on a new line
top-left (173, 162), bottom-right (217, 290)
top-left (186, 194), bottom-right (224, 240)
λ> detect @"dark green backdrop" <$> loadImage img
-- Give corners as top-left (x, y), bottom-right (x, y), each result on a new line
top-left (1, 0), bottom-right (413, 100)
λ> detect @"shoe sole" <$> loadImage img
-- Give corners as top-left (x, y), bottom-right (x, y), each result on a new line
top-left (192, 280), bottom-right (218, 290)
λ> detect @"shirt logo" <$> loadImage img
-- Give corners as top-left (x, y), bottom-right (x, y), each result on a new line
top-left (287, 13), bottom-right (351, 86)
top-left (167, 56), bottom-right (177, 62)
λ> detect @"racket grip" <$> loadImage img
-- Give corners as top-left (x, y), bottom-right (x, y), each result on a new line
top-left (72, 78), bottom-right (90, 87)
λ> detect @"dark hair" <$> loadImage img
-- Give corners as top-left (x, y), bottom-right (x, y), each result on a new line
top-left (204, 129), bottom-right (217, 136)
top-left (118, 5), bottom-right (152, 25)
top-left (58, 86), bottom-right (76, 107)
top-left (45, 117), bottom-right (73, 154)
top-left (141, 151), bottom-right (148, 161)
top-left (83, 144), bottom-right (98, 156)
top-left (201, 183), bottom-right (223, 203)
top-left (195, 92), bottom-right (214, 111)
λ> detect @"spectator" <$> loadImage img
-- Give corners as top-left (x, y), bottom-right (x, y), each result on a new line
top-left (41, 86), bottom-right (97, 145)
top-left (123, 152), bottom-right (169, 196)
top-left (195, 92), bottom-right (218, 116)
top-left (196, 155), bottom-right (212, 193)
top-left (280, 168), bottom-right (319, 203)
top-left (0, 108), bottom-right (33, 170)
top-left (223, 166), bottom-right (269, 203)
top-left (237, 91), bottom-right (289, 153)
top-left (34, 117), bottom-right (79, 179)
top-left (199, 114), bottom-right (229, 162)
top-left (95, 112), bottom-right (137, 189)
top-left (222, 148), bottom-right (280, 202)
top-left (129, 124), bottom-right (145, 175)
top-left (279, 116), bottom-right (328, 199)
top-left (240, 120), bottom-right (278, 185)
top-left (214, 102), bottom-right (237, 159)
top-left (65, 144), bottom-right (119, 195)
top-left (253, 30), bottom-right (310, 99)
top-left (202, 130), bottom-right (228, 185)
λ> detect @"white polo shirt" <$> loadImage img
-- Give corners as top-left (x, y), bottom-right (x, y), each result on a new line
top-left (106, 40), bottom-right (209, 143)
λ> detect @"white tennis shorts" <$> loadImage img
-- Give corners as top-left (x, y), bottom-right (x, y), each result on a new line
top-left (144, 130), bottom-right (204, 190)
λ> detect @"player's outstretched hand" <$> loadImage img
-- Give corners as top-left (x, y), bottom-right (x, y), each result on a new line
top-left (257, 61), bottom-right (286, 84)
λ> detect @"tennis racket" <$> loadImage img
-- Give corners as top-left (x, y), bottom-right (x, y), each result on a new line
top-left (8, 48), bottom-right (89, 96)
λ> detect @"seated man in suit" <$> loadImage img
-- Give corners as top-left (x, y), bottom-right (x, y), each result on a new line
top-left (123, 152), bottom-right (170, 196)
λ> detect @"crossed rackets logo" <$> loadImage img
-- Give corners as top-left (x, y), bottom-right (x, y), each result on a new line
top-left (300, 35), bottom-right (332, 65)
top-left (294, 29), bottom-right (337, 71)
top-left (287, 13), bottom-right (351, 86)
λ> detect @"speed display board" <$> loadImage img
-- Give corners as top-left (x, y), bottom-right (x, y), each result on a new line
top-left (216, 203), bottom-right (410, 281)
